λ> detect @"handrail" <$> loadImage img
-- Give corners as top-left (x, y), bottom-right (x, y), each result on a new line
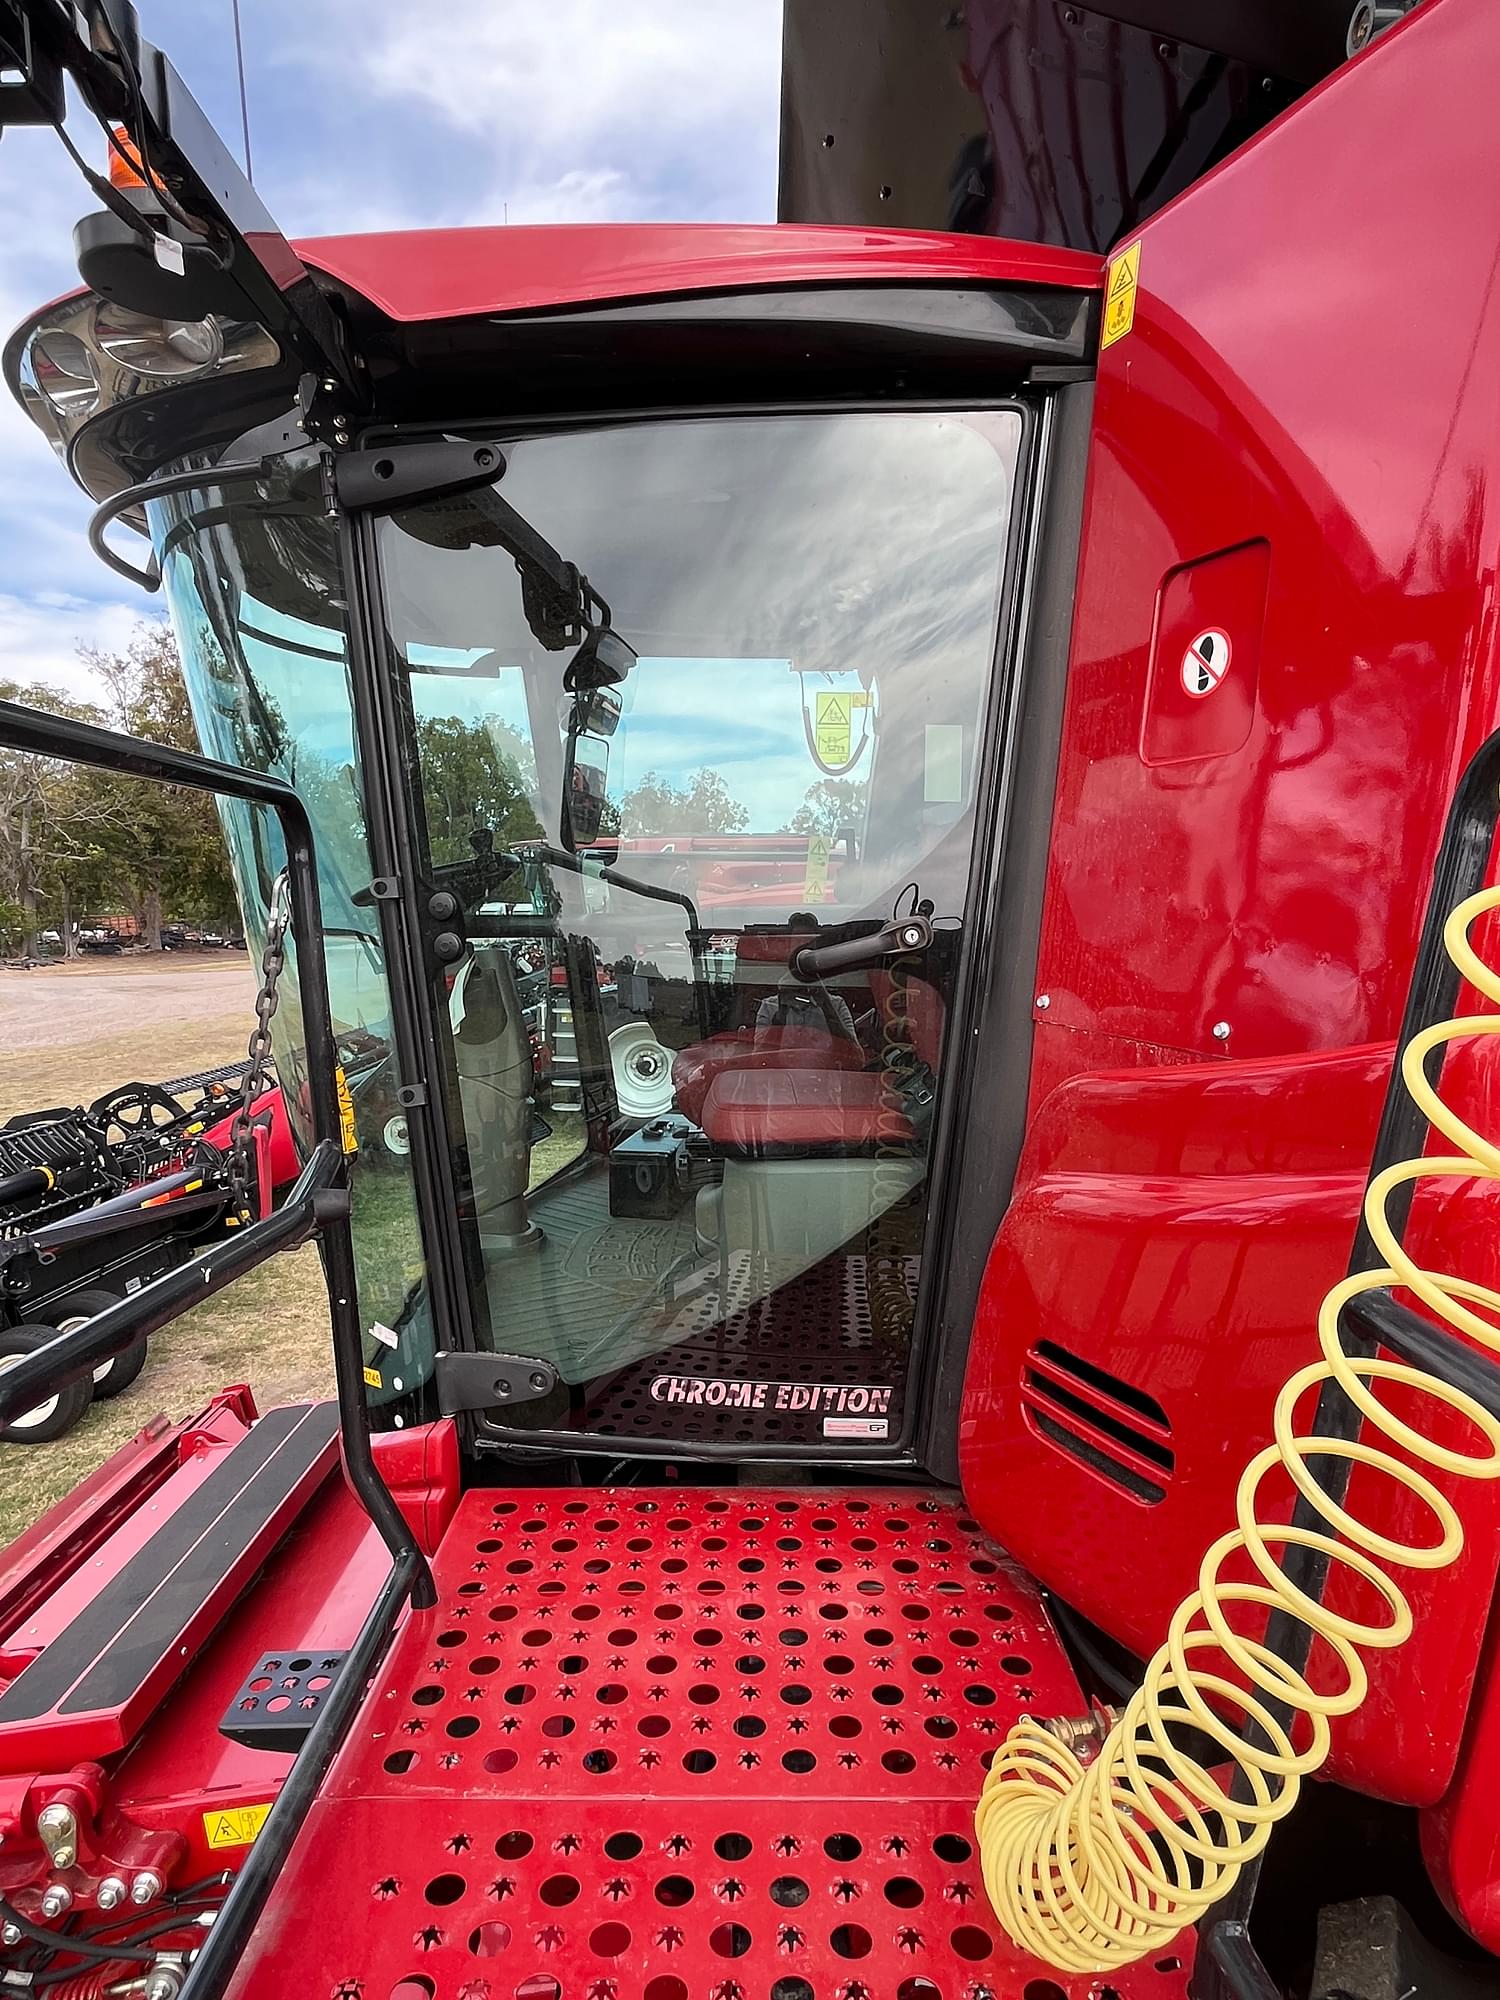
top-left (0, 699), bottom-right (434, 1603)
top-left (0, 696), bottom-right (437, 1999)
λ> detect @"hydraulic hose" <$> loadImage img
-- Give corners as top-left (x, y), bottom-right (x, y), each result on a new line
top-left (976, 881), bottom-right (1500, 1972)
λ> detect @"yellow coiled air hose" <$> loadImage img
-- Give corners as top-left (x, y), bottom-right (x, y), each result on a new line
top-left (976, 882), bottom-right (1500, 1973)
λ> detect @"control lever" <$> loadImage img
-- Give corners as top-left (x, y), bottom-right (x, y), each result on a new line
top-left (791, 913), bottom-right (933, 981)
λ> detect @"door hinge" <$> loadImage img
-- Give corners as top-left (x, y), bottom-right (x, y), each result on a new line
top-left (435, 1349), bottom-right (558, 1414)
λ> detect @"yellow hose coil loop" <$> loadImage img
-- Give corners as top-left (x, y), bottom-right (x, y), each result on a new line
top-left (977, 882), bottom-right (1500, 1973)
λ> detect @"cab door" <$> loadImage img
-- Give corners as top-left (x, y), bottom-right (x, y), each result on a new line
top-left (351, 404), bottom-right (1034, 1458)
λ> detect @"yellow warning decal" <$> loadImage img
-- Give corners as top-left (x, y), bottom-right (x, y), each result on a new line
top-left (334, 1065), bottom-right (359, 1156)
top-left (814, 691), bottom-right (853, 766)
top-left (803, 835), bottom-right (832, 903)
top-left (1101, 239), bottom-right (1141, 350)
top-left (363, 1365), bottom-right (383, 1390)
top-left (204, 1802), bottom-right (272, 1850)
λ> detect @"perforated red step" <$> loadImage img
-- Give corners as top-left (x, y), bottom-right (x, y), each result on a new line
top-left (232, 1488), bottom-right (1194, 2000)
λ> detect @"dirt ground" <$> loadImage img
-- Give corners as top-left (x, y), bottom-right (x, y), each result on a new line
top-left (0, 955), bottom-right (333, 1544)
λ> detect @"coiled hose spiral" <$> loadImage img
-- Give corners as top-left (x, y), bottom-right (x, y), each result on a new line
top-left (976, 882), bottom-right (1500, 1973)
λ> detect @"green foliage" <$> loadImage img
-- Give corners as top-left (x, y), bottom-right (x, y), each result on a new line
top-left (415, 712), bottom-right (544, 863)
top-left (0, 625), bottom-right (237, 955)
top-left (617, 767), bottom-right (749, 836)
top-left (784, 778), bottom-right (870, 839)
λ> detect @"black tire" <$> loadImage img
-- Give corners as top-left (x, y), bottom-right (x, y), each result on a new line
top-left (0, 1324), bottom-right (94, 1443)
top-left (56, 1290), bottom-right (147, 1400)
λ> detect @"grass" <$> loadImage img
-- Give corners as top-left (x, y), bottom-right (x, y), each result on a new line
top-left (0, 958), bottom-right (592, 1547)
top-left (0, 1249), bottom-right (333, 1534)
top-left (0, 965), bottom-right (333, 1546)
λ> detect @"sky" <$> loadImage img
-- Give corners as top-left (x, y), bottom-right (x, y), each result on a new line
top-left (0, 0), bottom-right (783, 698)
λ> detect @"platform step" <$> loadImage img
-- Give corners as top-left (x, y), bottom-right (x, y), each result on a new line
top-left (230, 1486), bottom-right (1194, 2000)
top-left (0, 1401), bottom-right (338, 1771)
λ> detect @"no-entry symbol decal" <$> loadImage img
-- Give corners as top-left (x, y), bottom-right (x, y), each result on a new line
top-left (1181, 628), bottom-right (1231, 698)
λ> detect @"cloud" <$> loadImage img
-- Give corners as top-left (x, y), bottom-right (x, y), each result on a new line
top-left (0, 593), bottom-right (145, 698)
top-left (0, 1), bottom-right (784, 697)
top-left (338, 0), bottom-right (781, 227)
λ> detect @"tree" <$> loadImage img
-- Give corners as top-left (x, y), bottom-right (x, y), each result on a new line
top-left (784, 778), bottom-right (870, 840)
top-left (415, 712), bottom-right (543, 863)
top-left (0, 676), bottom-right (118, 957)
top-left (77, 625), bottom-right (238, 948)
top-left (617, 767), bottom-right (749, 836)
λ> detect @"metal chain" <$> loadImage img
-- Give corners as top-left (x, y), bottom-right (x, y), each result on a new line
top-left (225, 869), bottom-right (291, 1220)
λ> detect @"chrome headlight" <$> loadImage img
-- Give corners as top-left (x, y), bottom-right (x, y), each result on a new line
top-left (93, 304), bottom-right (226, 379)
top-left (5, 294), bottom-right (280, 464)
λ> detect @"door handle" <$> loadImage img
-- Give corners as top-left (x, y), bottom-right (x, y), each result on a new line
top-left (791, 913), bottom-right (933, 981)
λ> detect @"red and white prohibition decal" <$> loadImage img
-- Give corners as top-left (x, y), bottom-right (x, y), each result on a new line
top-left (1182, 627), bottom-right (1232, 698)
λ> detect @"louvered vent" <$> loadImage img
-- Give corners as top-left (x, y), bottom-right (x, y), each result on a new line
top-left (1021, 1340), bottom-right (1174, 1504)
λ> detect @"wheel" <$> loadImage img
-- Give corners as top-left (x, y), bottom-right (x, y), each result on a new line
top-left (54, 1290), bottom-right (147, 1400)
top-left (0, 1324), bottom-right (94, 1443)
top-left (609, 1022), bottom-right (676, 1120)
top-left (382, 1112), bottom-right (411, 1159)
top-left (88, 1081), bottom-right (190, 1146)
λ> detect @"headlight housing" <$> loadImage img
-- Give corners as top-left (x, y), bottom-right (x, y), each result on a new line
top-left (7, 293), bottom-right (279, 461)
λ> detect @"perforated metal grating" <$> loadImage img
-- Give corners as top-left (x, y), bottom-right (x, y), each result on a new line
top-left (231, 1490), bottom-right (1193, 2000)
top-left (581, 1254), bottom-right (918, 1447)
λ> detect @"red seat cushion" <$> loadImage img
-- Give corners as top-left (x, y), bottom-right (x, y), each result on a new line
top-left (698, 1067), bottom-right (913, 1151)
top-left (671, 1029), bottom-right (867, 1128)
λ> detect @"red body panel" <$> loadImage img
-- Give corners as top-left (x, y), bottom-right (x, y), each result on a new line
top-left (0, 1398), bottom-right (393, 1913)
top-left (299, 221), bottom-right (1101, 323)
top-left (198, 1086), bottom-right (299, 1194)
top-left (959, 0), bottom-right (1500, 1906)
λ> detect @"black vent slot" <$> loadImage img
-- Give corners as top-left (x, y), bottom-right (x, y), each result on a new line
top-left (1022, 1342), bottom-right (1174, 1505)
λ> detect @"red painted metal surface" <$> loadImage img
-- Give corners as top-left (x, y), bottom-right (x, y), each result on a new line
top-left (228, 1487), bottom-right (1194, 1999)
top-left (200, 1087), bottom-right (299, 1195)
top-left (0, 1396), bottom-right (389, 1916)
top-left (960, 0), bottom-right (1500, 1852)
top-left (299, 221), bottom-right (1101, 325)
top-left (370, 1419), bottom-right (463, 1557)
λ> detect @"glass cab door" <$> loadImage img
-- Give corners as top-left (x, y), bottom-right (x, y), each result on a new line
top-left (368, 408), bottom-right (1025, 1454)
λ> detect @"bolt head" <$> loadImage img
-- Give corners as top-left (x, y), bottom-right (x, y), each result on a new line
top-left (1212, 1020), bottom-right (1232, 1040)
top-left (131, 1869), bottom-right (163, 1905)
top-left (1035, 993), bottom-right (1050, 1010)
top-left (40, 1883), bottom-right (73, 1918)
top-left (98, 1876), bottom-right (127, 1910)
top-left (2, 1921), bottom-right (20, 1946)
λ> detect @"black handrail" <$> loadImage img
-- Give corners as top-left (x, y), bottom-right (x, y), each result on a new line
top-left (0, 699), bottom-right (435, 1611)
top-left (0, 697), bottom-right (437, 1998)
top-left (1196, 724), bottom-right (1500, 1996)
top-left (0, 1141), bottom-right (342, 1410)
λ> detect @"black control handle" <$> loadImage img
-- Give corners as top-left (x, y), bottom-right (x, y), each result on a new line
top-left (791, 913), bottom-right (933, 981)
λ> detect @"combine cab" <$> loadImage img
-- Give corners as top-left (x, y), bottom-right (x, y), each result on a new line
top-left (2, 1), bottom-right (1500, 1995)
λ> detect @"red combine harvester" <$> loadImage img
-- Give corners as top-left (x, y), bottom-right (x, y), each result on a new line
top-left (2, 1), bottom-right (1499, 1994)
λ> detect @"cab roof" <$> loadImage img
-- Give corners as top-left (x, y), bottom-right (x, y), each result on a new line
top-left (295, 222), bottom-right (1102, 324)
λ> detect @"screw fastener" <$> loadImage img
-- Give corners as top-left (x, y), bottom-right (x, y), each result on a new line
top-left (40, 1884), bottom-right (73, 1919)
top-left (1212, 1021), bottom-right (1232, 1041)
top-left (98, 1876), bottom-right (127, 1910)
top-left (1035, 993), bottom-right (1050, 1010)
top-left (131, 1870), bottom-right (164, 1906)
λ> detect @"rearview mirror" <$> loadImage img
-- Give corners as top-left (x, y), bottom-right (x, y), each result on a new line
top-left (566, 751), bottom-right (610, 846)
top-left (567, 623), bottom-right (637, 690)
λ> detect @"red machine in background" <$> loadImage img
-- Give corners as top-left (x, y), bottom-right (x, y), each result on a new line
top-left (0, 1), bottom-right (1499, 1997)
